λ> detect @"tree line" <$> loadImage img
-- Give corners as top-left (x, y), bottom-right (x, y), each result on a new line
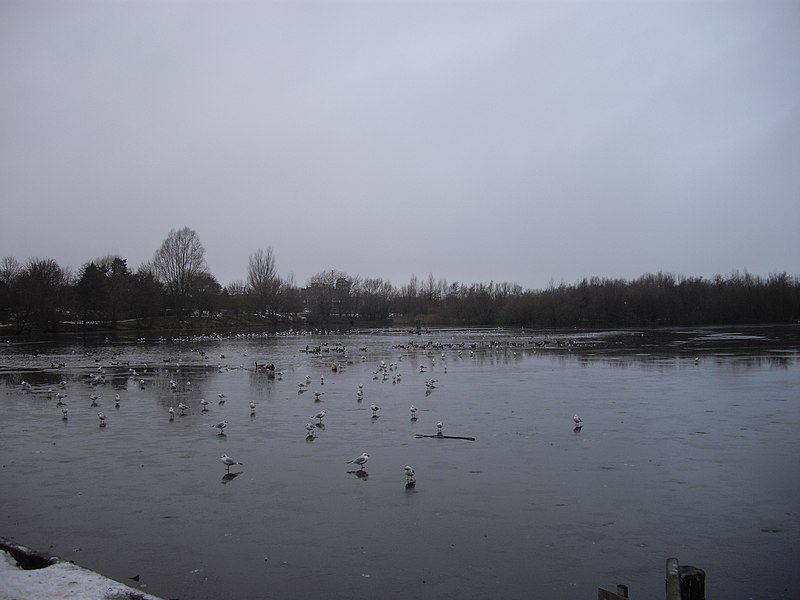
top-left (1, 227), bottom-right (798, 333)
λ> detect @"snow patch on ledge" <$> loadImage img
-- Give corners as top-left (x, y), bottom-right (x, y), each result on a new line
top-left (0, 548), bottom-right (165, 600)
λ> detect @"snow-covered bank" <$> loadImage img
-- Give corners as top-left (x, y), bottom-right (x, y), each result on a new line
top-left (0, 538), bottom-right (164, 600)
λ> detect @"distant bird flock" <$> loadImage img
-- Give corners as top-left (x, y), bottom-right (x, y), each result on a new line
top-left (12, 334), bottom-right (589, 491)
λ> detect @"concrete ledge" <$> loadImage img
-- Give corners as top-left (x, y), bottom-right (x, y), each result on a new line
top-left (0, 537), bottom-right (164, 600)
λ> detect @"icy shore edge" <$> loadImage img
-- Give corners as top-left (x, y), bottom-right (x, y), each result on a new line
top-left (0, 537), bottom-right (165, 600)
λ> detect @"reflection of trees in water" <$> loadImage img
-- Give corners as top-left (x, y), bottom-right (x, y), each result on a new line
top-left (715, 354), bottom-right (793, 371)
top-left (247, 368), bottom-right (280, 398)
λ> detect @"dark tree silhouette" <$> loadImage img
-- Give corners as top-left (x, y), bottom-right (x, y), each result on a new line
top-left (152, 227), bottom-right (208, 320)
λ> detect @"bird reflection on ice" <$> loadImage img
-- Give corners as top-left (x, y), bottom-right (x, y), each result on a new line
top-left (221, 472), bottom-right (240, 485)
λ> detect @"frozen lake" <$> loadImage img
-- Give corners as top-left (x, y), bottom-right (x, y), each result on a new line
top-left (1, 327), bottom-right (798, 599)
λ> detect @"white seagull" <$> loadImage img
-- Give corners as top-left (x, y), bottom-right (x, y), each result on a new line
top-left (436, 421), bottom-right (443, 435)
top-left (200, 399), bottom-right (211, 411)
top-left (347, 452), bottom-right (369, 470)
top-left (305, 423), bottom-right (316, 437)
top-left (220, 454), bottom-right (242, 473)
top-left (370, 403), bottom-right (380, 415)
top-left (404, 465), bottom-right (415, 482)
top-left (573, 414), bottom-right (583, 427)
top-left (410, 405), bottom-right (418, 419)
top-left (312, 410), bottom-right (326, 423)
top-left (212, 420), bottom-right (228, 434)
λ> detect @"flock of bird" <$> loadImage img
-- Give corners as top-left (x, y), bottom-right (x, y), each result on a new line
top-left (15, 336), bottom-right (587, 489)
top-left (216, 357), bottom-right (432, 484)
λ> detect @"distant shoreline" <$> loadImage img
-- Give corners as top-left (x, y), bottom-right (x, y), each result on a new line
top-left (2, 324), bottom-right (798, 358)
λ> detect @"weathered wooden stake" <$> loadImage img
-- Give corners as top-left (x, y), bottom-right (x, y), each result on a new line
top-left (666, 558), bottom-right (682, 600)
top-left (667, 557), bottom-right (705, 599)
top-left (679, 565), bottom-right (705, 600)
top-left (598, 583), bottom-right (629, 600)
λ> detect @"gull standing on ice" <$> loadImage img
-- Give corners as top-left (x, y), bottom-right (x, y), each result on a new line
top-left (312, 410), bottom-right (326, 423)
top-left (347, 452), bottom-right (369, 470)
top-left (404, 465), bottom-right (415, 483)
top-left (305, 423), bottom-right (316, 437)
top-left (220, 454), bottom-right (242, 473)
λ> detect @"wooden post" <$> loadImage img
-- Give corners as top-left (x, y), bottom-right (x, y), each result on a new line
top-left (598, 583), bottom-right (629, 599)
top-left (679, 565), bottom-right (705, 600)
top-left (666, 558), bottom-right (681, 600)
top-left (667, 557), bottom-right (705, 600)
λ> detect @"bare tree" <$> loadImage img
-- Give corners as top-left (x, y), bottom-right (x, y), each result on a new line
top-left (224, 279), bottom-right (249, 319)
top-left (0, 256), bottom-right (22, 324)
top-left (226, 280), bottom-right (248, 296)
top-left (279, 273), bottom-right (303, 325)
top-left (360, 277), bottom-right (395, 321)
top-left (0, 256), bottom-right (22, 286)
top-left (306, 269), bottom-right (339, 329)
top-left (153, 227), bottom-right (208, 319)
top-left (337, 274), bottom-right (361, 327)
top-left (16, 258), bottom-right (69, 331)
top-left (247, 248), bottom-right (281, 316)
top-left (398, 274), bottom-right (421, 314)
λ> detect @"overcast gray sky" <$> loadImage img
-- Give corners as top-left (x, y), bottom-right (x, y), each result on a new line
top-left (1, 0), bottom-right (798, 290)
